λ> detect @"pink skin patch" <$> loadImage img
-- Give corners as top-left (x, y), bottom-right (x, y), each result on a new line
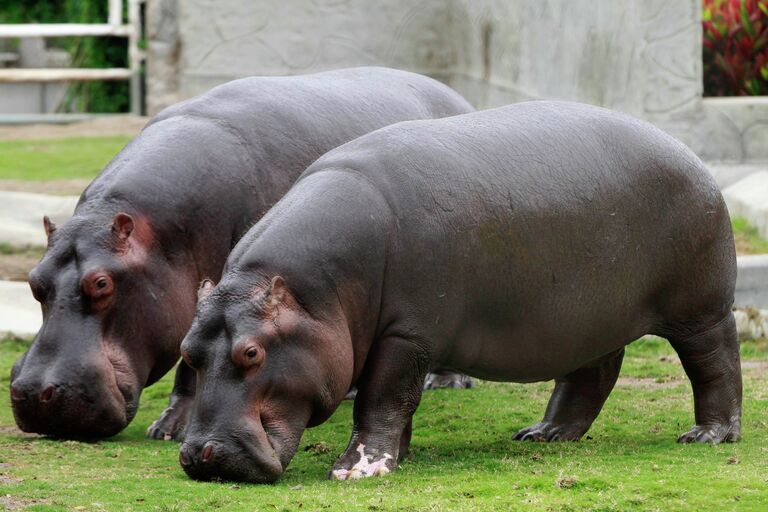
top-left (331, 444), bottom-right (393, 480)
top-left (114, 214), bottom-right (154, 267)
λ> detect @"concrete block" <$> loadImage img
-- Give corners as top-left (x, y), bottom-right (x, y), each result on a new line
top-left (0, 191), bottom-right (78, 247)
top-left (723, 172), bottom-right (768, 239)
top-left (706, 163), bottom-right (764, 189)
top-left (0, 280), bottom-right (40, 337)
top-left (735, 254), bottom-right (768, 309)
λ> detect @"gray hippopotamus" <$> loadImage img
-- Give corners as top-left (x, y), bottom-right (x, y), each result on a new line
top-left (10, 67), bottom-right (474, 439)
top-left (178, 101), bottom-right (741, 483)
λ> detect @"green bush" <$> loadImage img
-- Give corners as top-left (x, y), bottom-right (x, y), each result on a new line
top-left (0, 0), bottom-right (130, 113)
top-left (703, 0), bottom-right (768, 96)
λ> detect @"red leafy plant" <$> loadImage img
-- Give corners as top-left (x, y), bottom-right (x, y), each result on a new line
top-left (703, 0), bottom-right (768, 96)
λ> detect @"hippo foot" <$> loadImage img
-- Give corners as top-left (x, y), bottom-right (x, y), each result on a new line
top-left (329, 443), bottom-right (396, 480)
top-left (423, 372), bottom-right (475, 390)
top-left (146, 397), bottom-right (193, 441)
top-left (513, 421), bottom-right (586, 442)
top-left (677, 423), bottom-right (740, 444)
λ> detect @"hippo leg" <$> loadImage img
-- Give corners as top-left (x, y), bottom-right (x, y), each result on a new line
top-left (147, 360), bottom-right (196, 441)
top-left (514, 348), bottom-right (624, 442)
top-left (669, 313), bottom-right (741, 444)
top-left (424, 370), bottom-right (475, 390)
top-left (330, 337), bottom-right (428, 480)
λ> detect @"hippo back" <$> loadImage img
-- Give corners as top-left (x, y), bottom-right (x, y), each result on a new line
top-left (294, 101), bottom-right (735, 379)
top-left (77, 67), bottom-right (474, 262)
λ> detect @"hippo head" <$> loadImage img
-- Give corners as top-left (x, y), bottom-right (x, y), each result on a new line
top-left (178, 275), bottom-right (352, 483)
top-left (11, 212), bottom-right (196, 438)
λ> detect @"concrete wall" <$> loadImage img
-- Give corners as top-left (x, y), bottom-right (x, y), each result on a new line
top-left (146, 0), bottom-right (768, 162)
top-left (0, 38), bottom-right (68, 114)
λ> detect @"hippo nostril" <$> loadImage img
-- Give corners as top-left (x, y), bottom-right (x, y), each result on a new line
top-left (10, 385), bottom-right (25, 402)
top-left (202, 443), bottom-right (214, 463)
top-left (40, 385), bottom-right (55, 403)
top-left (179, 444), bottom-right (192, 467)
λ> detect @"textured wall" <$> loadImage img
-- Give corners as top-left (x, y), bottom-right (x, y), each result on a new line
top-left (145, 0), bottom-right (766, 162)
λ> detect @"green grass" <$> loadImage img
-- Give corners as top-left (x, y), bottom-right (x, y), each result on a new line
top-left (0, 137), bottom-right (131, 181)
top-left (0, 243), bottom-right (45, 258)
top-left (732, 217), bottom-right (768, 255)
top-left (0, 336), bottom-right (765, 511)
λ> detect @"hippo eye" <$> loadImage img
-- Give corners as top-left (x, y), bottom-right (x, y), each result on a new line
top-left (236, 344), bottom-right (264, 369)
top-left (81, 271), bottom-right (114, 306)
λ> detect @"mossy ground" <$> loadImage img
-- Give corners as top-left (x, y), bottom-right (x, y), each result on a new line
top-left (0, 336), bottom-right (765, 511)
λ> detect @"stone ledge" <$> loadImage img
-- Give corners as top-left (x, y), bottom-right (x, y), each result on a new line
top-left (735, 254), bottom-right (768, 309)
top-left (0, 280), bottom-right (40, 338)
top-left (723, 172), bottom-right (768, 239)
top-left (0, 191), bottom-right (78, 247)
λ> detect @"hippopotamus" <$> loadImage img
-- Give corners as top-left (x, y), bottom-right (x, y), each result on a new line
top-left (178, 101), bottom-right (741, 483)
top-left (10, 67), bottom-right (474, 440)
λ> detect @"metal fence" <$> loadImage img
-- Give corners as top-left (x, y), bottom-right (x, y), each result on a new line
top-left (0, 0), bottom-right (144, 118)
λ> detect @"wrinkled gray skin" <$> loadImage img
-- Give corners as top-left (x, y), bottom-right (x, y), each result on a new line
top-left (180, 101), bottom-right (741, 483)
top-left (10, 67), bottom-right (474, 440)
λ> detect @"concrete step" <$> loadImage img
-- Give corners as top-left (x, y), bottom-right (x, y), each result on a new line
top-left (722, 171), bottom-right (768, 239)
top-left (0, 190), bottom-right (78, 246)
top-left (0, 280), bottom-right (40, 337)
top-left (707, 163), bottom-right (766, 189)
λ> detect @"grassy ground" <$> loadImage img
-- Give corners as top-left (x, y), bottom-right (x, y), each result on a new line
top-left (0, 336), bottom-right (765, 511)
top-left (0, 244), bottom-right (46, 282)
top-left (0, 137), bottom-right (131, 181)
top-left (733, 217), bottom-right (768, 255)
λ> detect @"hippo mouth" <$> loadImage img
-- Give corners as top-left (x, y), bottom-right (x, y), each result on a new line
top-left (10, 346), bottom-right (139, 440)
top-left (180, 418), bottom-right (290, 483)
top-left (12, 383), bottom-right (130, 440)
top-left (180, 435), bottom-right (284, 483)
top-left (104, 354), bottom-right (141, 426)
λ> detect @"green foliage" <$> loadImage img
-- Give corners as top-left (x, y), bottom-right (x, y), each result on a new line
top-left (0, 336), bottom-right (765, 511)
top-left (0, 0), bottom-right (130, 113)
top-left (703, 0), bottom-right (768, 96)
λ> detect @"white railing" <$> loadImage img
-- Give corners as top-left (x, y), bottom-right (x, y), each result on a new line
top-left (0, 0), bottom-right (144, 116)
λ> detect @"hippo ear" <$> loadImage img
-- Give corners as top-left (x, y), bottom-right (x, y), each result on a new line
top-left (43, 215), bottom-right (56, 238)
top-left (265, 276), bottom-right (287, 308)
top-left (254, 276), bottom-right (288, 313)
top-left (111, 213), bottom-right (134, 242)
top-left (197, 279), bottom-right (215, 301)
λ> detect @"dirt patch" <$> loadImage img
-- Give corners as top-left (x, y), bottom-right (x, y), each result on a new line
top-left (0, 248), bottom-right (45, 282)
top-left (742, 360), bottom-right (768, 378)
top-left (616, 377), bottom-right (685, 389)
top-left (0, 426), bottom-right (35, 438)
top-left (0, 495), bottom-right (50, 510)
top-left (0, 179), bottom-right (88, 196)
top-left (0, 116), bottom-right (147, 141)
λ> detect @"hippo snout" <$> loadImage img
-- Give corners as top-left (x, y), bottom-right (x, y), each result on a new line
top-left (180, 436), bottom-right (284, 483)
top-left (10, 376), bottom-right (129, 439)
